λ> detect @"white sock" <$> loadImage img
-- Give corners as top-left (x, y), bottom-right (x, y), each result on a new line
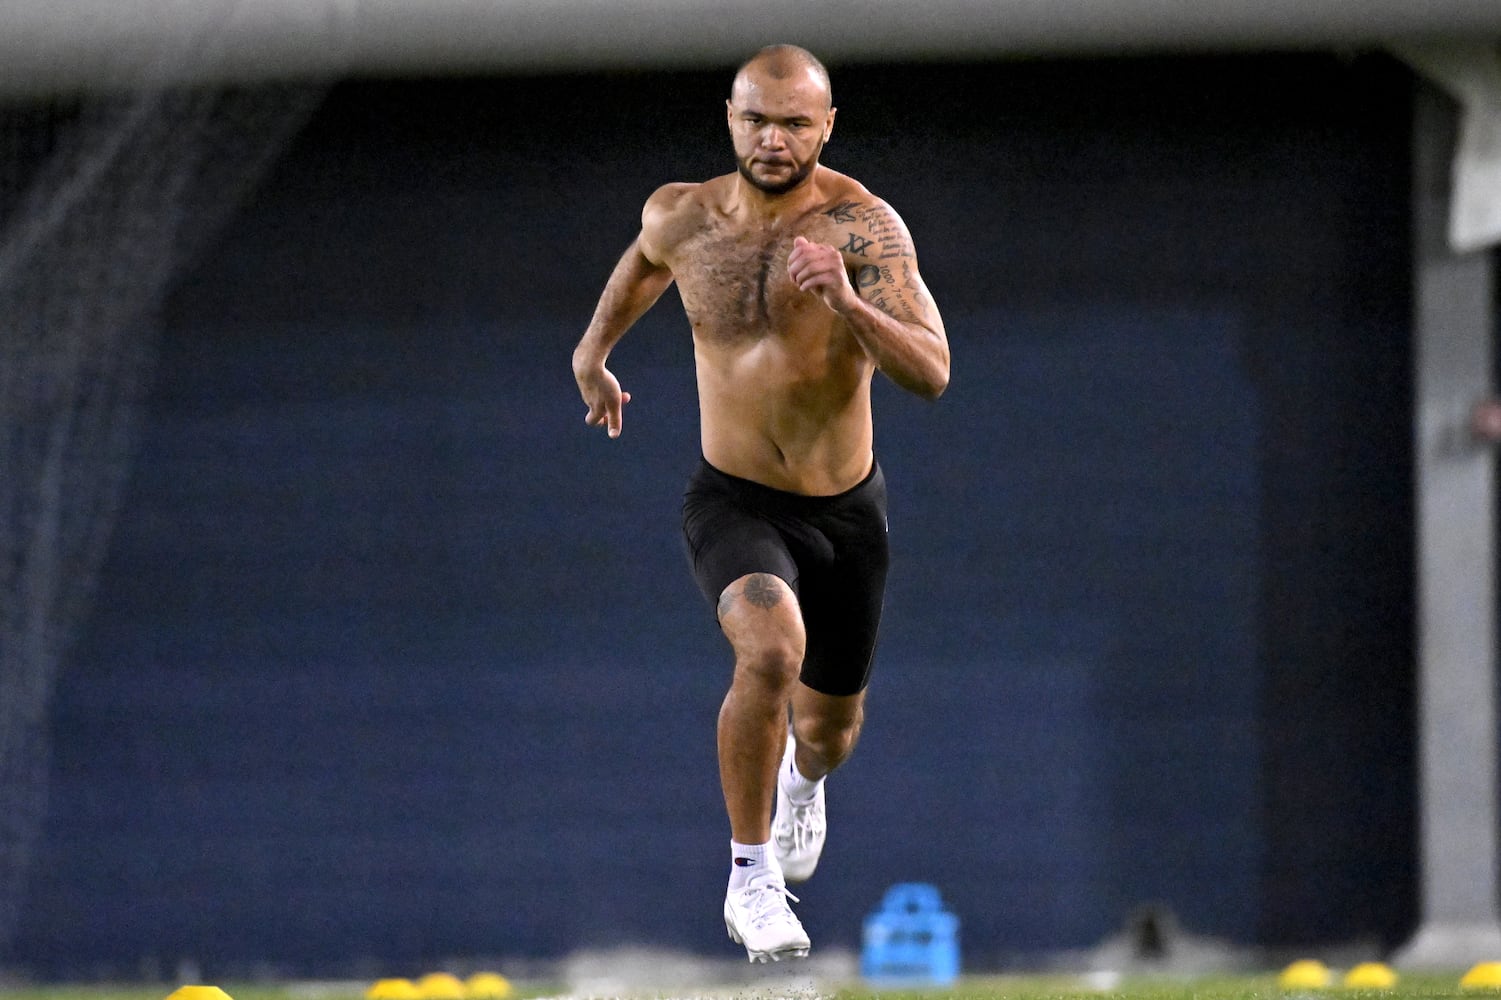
top-left (729, 840), bottom-right (781, 890)
top-left (779, 751), bottom-right (823, 803)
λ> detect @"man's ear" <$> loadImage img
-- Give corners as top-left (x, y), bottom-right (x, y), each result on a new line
top-left (824, 107), bottom-right (837, 143)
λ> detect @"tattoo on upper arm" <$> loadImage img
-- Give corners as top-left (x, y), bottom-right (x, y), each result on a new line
top-left (861, 261), bottom-right (920, 324)
top-left (874, 293), bottom-right (918, 324)
top-left (833, 200), bottom-right (928, 325)
top-left (840, 233), bottom-right (874, 256)
top-left (900, 259), bottom-right (929, 312)
top-left (860, 204), bottom-right (915, 260)
top-left (860, 206), bottom-right (922, 322)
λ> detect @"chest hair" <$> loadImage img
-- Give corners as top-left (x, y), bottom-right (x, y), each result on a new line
top-left (674, 217), bottom-right (843, 341)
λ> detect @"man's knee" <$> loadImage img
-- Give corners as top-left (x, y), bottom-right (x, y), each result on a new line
top-left (733, 639), bottom-right (803, 693)
top-left (721, 573), bottom-right (805, 693)
top-left (794, 703), bottom-right (864, 768)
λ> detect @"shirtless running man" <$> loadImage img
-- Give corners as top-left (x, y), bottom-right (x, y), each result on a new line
top-left (572, 44), bottom-right (949, 962)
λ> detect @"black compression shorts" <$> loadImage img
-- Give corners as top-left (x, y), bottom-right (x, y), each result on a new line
top-left (681, 457), bottom-right (889, 696)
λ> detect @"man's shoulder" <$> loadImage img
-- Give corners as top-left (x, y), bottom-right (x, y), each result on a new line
top-left (644, 180), bottom-right (702, 213)
top-left (640, 177), bottom-right (731, 248)
top-left (643, 175), bottom-right (736, 218)
top-left (810, 169), bottom-right (894, 222)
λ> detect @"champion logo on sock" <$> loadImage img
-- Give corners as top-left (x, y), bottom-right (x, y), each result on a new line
top-left (734, 857), bottom-right (756, 867)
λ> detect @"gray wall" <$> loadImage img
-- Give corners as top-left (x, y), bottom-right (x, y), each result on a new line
top-left (9, 52), bottom-right (1416, 977)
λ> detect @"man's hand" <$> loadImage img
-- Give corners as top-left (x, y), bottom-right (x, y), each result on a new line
top-left (787, 235), bottom-right (857, 312)
top-left (574, 363), bottom-right (631, 439)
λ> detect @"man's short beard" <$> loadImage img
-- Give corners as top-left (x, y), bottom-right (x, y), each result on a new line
top-left (737, 144), bottom-right (821, 195)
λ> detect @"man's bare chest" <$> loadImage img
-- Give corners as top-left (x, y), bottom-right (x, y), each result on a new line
top-left (671, 219), bottom-right (845, 335)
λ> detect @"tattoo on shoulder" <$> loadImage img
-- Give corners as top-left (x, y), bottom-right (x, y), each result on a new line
top-left (823, 201), bottom-right (861, 223)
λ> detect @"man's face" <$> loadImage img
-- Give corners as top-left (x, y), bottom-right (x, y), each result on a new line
top-left (726, 65), bottom-right (835, 196)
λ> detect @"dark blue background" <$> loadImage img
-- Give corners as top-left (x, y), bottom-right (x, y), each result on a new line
top-left (11, 52), bottom-right (1415, 977)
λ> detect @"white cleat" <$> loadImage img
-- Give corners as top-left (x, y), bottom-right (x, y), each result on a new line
top-left (772, 734), bottom-right (826, 883)
top-left (723, 876), bottom-right (811, 962)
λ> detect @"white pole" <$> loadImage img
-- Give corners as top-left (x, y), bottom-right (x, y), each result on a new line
top-left (1392, 80), bottom-right (1501, 971)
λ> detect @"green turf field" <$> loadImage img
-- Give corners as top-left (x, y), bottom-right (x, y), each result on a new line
top-left (0, 973), bottom-right (1496, 1000)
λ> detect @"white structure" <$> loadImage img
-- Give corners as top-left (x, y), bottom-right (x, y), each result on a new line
top-left (0, 0), bottom-right (1498, 95)
top-left (1393, 48), bottom-right (1501, 968)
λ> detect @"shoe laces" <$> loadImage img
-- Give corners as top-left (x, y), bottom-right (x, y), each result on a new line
top-left (777, 796), bottom-right (825, 853)
top-left (739, 879), bottom-right (801, 930)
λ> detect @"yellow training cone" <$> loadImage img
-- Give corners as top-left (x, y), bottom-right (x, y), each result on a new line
top-left (1462, 962), bottom-right (1501, 990)
top-left (367, 979), bottom-right (422, 1000)
top-left (1343, 963), bottom-right (1397, 989)
top-left (416, 972), bottom-right (467, 999)
top-left (465, 973), bottom-right (513, 999)
top-left (166, 988), bottom-right (233, 1000)
top-left (1280, 959), bottom-right (1333, 989)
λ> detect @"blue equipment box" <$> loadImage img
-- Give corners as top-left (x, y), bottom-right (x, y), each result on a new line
top-left (860, 882), bottom-right (960, 986)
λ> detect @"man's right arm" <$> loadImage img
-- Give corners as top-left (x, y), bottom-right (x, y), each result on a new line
top-left (571, 228), bottom-right (675, 439)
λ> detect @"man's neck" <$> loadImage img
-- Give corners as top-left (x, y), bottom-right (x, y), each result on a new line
top-left (730, 167), bottom-right (824, 223)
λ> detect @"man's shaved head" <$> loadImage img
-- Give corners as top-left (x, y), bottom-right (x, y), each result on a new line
top-left (732, 44), bottom-right (832, 111)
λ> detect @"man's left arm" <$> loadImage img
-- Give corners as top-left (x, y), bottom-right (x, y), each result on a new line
top-left (788, 201), bottom-right (949, 399)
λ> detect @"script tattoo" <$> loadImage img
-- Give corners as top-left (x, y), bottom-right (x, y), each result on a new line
top-left (861, 260), bottom-right (921, 324)
top-left (861, 203), bottom-right (915, 260)
top-left (823, 201), bottom-right (860, 223)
